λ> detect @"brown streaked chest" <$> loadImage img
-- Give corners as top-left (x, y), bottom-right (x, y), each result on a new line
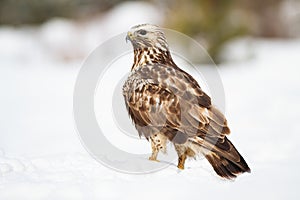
top-left (131, 48), bottom-right (175, 71)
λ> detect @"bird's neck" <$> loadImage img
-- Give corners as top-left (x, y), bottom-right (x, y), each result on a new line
top-left (131, 47), bottom-right (176, 71)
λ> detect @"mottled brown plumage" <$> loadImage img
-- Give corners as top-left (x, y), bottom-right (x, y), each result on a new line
top-left (123, 24), bottom-right (250, 179)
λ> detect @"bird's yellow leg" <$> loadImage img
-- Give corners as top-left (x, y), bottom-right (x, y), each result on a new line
top-left (149, 149), bottom-right (159, 162)
top-left (177, 154), bottom-right (187, 170)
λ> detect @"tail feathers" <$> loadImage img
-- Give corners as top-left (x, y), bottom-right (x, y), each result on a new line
top-left (190, 135), bottom-right (250, 179)
top-left (205, 152), bottom-right (250, 179)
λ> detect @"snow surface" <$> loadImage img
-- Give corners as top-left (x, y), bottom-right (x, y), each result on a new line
top-left (0, 2), bottom-right (300, 200)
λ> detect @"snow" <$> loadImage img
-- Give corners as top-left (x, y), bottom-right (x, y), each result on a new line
top-left (0, 1), bottom-right (300, 200)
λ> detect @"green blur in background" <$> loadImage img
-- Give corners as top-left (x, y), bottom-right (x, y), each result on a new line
top-left (0, 0), bottom-right (297, 63)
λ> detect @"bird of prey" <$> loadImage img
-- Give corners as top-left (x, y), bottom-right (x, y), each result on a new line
top-left (122, 24), bottom-right (250, 179)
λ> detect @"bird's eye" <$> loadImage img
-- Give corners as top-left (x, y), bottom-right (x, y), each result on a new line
top-left (138, 29), bottom-right (147, 35)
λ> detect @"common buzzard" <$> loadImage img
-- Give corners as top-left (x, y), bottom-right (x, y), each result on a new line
top-left (122, 24), bottom-right (250, 179)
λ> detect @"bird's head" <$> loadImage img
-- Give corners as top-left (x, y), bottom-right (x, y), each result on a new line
top-left (126, 24), bottom-right (169, 52)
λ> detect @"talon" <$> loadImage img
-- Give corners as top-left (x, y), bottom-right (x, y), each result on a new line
top-left (149, 157), bottom-right (160, 162)
top-left (177, 164), bottom-right (184, 170)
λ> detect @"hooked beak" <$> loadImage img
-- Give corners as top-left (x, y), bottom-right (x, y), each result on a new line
top-left (126, 31), bottom-right (133, 43)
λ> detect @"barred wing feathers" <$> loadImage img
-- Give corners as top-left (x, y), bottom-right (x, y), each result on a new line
top-left (123, 64), bottom-right (230, 143)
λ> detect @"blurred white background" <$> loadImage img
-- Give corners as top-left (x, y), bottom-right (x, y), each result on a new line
top-left (0, 1), bottom-right (300, 199)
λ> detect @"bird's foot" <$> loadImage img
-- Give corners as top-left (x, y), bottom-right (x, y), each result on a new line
top-left (149, 156), bottom-right (160, 162)
top-left (177, 164), bottom-right (184, 170)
